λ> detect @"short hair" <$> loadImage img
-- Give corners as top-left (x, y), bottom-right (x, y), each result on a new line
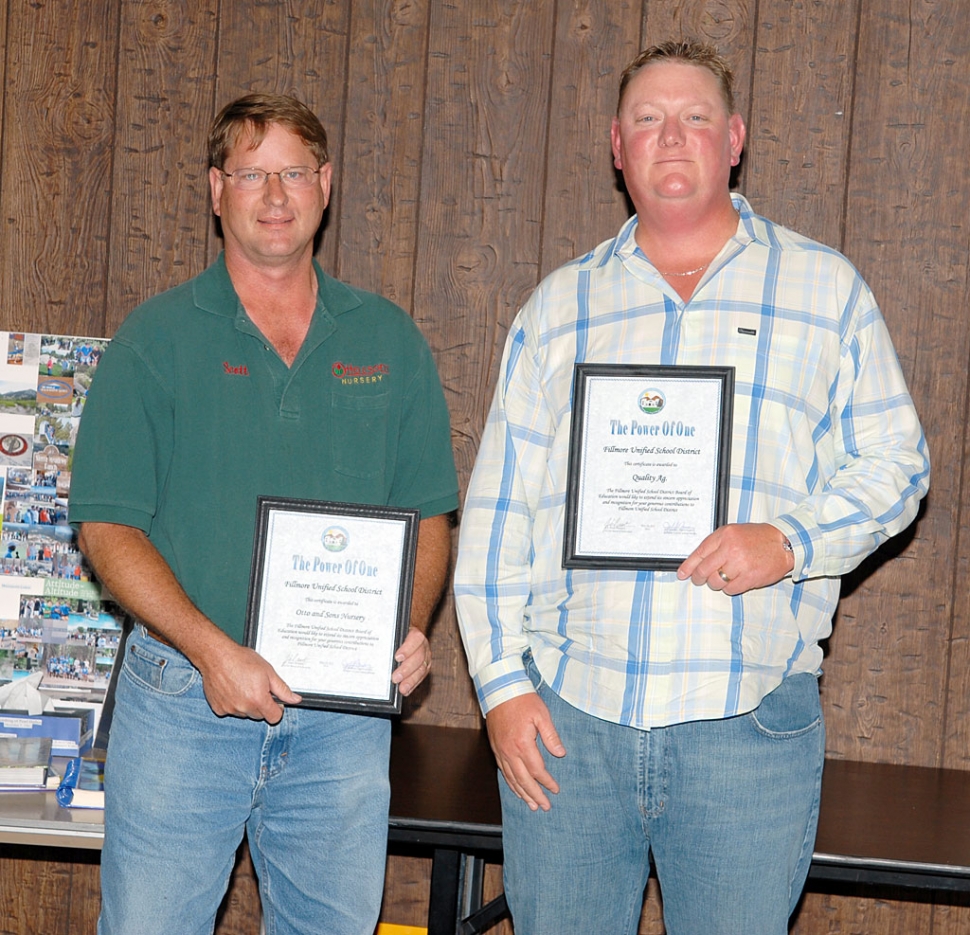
top-left (617, 39), bottom-right (736, 115)
top-left (207, 93), bottom-right (329, 169)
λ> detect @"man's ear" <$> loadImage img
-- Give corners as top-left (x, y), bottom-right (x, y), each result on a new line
top-left (610, 117), bottom-right (623, 170)
top-left (729, 113), bottom-right (746, 167)
top-left (209, 166), bottom-right (225, 217)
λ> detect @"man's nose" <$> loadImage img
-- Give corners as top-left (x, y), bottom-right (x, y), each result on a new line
top-left (264, 174), bottom-right (288, 202)
top-left (659, 119), bottom-right (683, 147)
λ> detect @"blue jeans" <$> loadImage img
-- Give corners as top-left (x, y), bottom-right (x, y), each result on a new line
top-left (500, 655), bottom-right (824, 935)
top-left (98, 626), bottom-right (391, 935)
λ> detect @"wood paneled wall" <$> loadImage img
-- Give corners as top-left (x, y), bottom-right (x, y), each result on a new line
top-left (1, 2), bottom-right (968, 933)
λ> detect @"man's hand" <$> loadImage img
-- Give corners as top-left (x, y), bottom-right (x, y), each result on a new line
top-left (486, 693), bottom-right (566, 812)
top-left (387, 513), bottom-right (451, 698)
top-left (77, 522), bottom-right (301, 724)
top-left (677, 522), bottom-right (795, 595)
top-left (391, 626), bottom-right (431, 696)
top-left (195, 641), bottom-right (301, 724)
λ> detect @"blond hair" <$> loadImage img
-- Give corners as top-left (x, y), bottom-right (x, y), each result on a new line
top-left (618, 40), bottom-right (736, 114)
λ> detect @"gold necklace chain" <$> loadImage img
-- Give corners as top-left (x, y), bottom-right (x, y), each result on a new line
top-left (660, 262), bottom-right (709, 277)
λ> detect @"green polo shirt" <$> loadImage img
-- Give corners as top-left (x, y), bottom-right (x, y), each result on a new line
top-left (69, 255), bottom-right (458, 643)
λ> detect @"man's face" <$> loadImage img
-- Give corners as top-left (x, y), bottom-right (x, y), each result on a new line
top-left (209, 122), bottom-right (332, 270)
top-left (610, 61), bottom-right (745, 215)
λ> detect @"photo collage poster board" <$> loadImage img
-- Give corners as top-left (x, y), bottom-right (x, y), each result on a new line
top-left (0, 332), bottom-right (123, 695)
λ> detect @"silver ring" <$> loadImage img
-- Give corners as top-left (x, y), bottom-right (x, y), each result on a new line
top-left (717, 569), bottom-right (731, 583)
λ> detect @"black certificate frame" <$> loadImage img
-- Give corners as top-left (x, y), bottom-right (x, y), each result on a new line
top-left (244, 496), bottom-right (420, 715)
top-left (563, 363), bottom-right (734, 571)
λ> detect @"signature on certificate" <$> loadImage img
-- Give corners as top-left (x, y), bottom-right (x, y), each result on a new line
top-left (344, 659), bottom-right (375, 675)
top-left (603, 517), bottom-right (634, 533)
top-left (282, 652), bottom-right (312, 669)
top-left (663, 522), bottom-right (696, 536)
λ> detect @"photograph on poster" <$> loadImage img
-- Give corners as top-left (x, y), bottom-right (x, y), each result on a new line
top-left (2, 467), bottom-right (76, 579)
top-left (6, 334), bottom-right (26, 366)
top-left (0, 330), bottom-right (120, 696)
top-left (36, 597), bottom-right (124, 690)
top-left (0, 333), bottom-right (40, 417)
top-left (0, 591), bottom-right (123, 689)
top-left (37, 334), bottom-right (105, 418)
top-left (0, 617), bottom-right (42, 681)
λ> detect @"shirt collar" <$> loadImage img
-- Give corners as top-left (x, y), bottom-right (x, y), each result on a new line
top-left (612, 193), bottom-right (762, 275)
top-left (192, 253), bottom-right (364, 321)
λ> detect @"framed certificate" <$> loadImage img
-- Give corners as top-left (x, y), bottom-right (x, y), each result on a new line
top-left (244, 497), bottom-right (419, 714)
top-left (563, 364), bottom-right (734, 570)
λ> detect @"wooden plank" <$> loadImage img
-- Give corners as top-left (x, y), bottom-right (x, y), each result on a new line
top-left (928, 22), bottom-right (970, 774)
top-left (537, 0), bottom-right (643, 278)
top-left (403, 583), bottom-right (481, 729)
top-left (415, 0), bottom-right (556, 489)
top-left (636, 877), bottom-right (666, 934)
top-left (214, 845), bottom-right (261, 935)
top-left (69, 857), bottom-right (103, 933)
top-left (0, 849), bottom-right (98, 935)
top-left (939, 358), bottom-right (970, 924)
top-left (409, 0), bottom-right (558, 728)
top-left (742, 0), bottom-right (859, 247)
top-left (379, 855), bottom-right (432, 930)
top-left (211, 1), bottom-right (351, 272)
top-left (799, 2), bottom-right (970, 930)
top-left (821, 0), bottom-right (966, 769)
top-left (0, 0), bottom-right (7, 214)
top-left (414, 0), bottom-right (555, 727)
top-left (104, 0), bottom-right (219, 334)
top-left (930, 901), bottom-right (970, 935)
top-left (917, 37), bottom-right (970, 935)
top-left (0, 856), bottom-right (34, 935)
top-left (793, 892), bottom-right (932, 935)
top-left (336, 0), bottom-right (431, 308)
top-left (0, 0), bottom-right (118, 337)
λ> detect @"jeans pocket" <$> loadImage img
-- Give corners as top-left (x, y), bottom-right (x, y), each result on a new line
top-left (749, 672), bottom-right (821, 739)
top-left (124, 639), bottom-right (198, 695)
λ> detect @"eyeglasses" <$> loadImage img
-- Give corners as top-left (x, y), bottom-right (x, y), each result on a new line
top-left (220, 166), bottom-right (322, 191)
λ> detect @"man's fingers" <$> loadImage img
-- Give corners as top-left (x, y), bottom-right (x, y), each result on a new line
top-left (486, 693), bottom-right (563, 810)
top-left (537, 719), bottom-right (566, 758)
top-left (269, 674), bottom-right (301, 707)
top-left (498, 751), bottom-right (556, 811)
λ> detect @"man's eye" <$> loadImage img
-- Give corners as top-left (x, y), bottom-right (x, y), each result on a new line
top-left (240, 171), bottom-right (264, 182)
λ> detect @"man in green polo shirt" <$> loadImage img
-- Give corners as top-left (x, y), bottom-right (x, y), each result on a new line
top-left (69, 93), bottom-right (458, 935)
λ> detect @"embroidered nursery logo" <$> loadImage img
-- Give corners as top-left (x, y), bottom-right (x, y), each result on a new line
top-left (331, 361), bottom-right (389, 385)
top-left (223, 362), bottom-right (250, 376)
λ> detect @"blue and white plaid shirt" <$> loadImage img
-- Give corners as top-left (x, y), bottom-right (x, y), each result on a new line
top-left (455, 195), bottom-right (929, 729)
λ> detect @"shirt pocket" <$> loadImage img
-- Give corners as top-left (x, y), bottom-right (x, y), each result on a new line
top-left (331, 390), bottom-right (389, 479)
